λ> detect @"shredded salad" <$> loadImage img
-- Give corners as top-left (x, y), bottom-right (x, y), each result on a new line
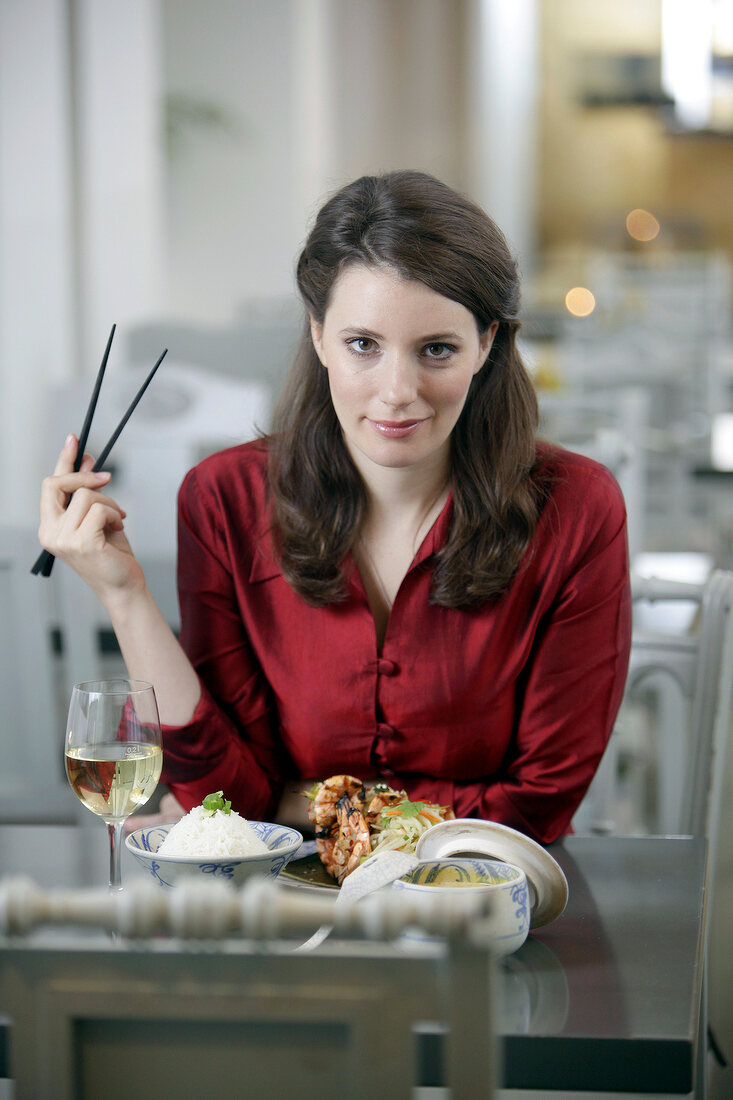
top-left (370, 798), bottom-right (453, 855)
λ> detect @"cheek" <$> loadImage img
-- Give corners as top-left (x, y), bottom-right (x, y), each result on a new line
top-left (431, 371), bottom-right (477, 411)
top-left (326, 366), bottom-right (363, 412)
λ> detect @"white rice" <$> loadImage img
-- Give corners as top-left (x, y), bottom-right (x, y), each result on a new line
top-left (157, 806), bottom-right (269, 858)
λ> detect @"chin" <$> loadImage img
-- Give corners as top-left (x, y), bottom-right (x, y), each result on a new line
top-left (362, 442), bottom-right (440, 471)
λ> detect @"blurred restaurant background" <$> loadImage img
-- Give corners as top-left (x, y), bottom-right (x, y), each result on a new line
top-left (4, 0), bottom-right (733, 569)
top-left (4, 0), bottom-right (733, 554)
top-left (2, 0), bottom-right (733, 1091)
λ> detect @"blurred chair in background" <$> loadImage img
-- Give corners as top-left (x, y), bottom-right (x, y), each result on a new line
top-left (127, 305), bottom-right (301, 399)
top-left (0, 880), bottom-right (496, 1098)
top-left (559, 250), bottom-right (731, 418)
top-left (538, 385), bottom-right (649, 559)
top-left (0, 527), bottom-right (74, 823)
top-left (554, 249), bottom-right (733, 557)
top-left (51, 556), bottom-right (179, 690)
top-left (573, 567), bottom-right (733, 920)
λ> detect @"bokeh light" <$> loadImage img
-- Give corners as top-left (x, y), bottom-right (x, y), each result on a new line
top-left (565, 286), bottom-right (596, 317)
top-left (626, 208), bottom-right (661, 242)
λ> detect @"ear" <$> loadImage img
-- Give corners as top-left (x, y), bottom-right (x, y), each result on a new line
top-left (475, 321), bottom-right (499, 374)
top-left (310, 316), bottom-right (326, 367)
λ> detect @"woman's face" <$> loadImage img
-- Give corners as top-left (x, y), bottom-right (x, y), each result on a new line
top-left (310, 265), bottom-right (496, 483)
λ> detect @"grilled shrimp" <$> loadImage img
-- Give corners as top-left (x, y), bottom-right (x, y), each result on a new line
top-left (314, 823), bottom-right (337, 875)
top-left (308, 775), bottom-right (370, 883)
top-left (329, 795), bottom-right (371, 884)
top-left (308, 775), bottom-right (366, 827)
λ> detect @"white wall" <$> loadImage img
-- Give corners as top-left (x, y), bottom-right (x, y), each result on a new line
top-left (0, 0), bottom-right (166, 527)
top-left (74, 0), bottom-right (167, 369)
top-left (0, 0), bottom-right (76, 527)
top-left (465, 0), bottom-right (539, 272)
top-left (159, 0), bottom-right (472, 325)
top-left (162, 0), bottom-right (303, 321)
top-left (1, 0), bottom-right (540, 527)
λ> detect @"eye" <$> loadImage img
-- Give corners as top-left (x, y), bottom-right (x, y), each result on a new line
top-left (422, 342), bottom-right (456, 361)
top-left (346, 337), bottom-right (378, 356)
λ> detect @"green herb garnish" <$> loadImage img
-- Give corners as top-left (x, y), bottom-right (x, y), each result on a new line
top-left (396, 800), bottom-right (427, 818)
top-left (202, 790), bottom-right (232, 816)
top-left (303, 781), bottom-right (321, 802)
top-left (377, 799), bottom-right (450, 830)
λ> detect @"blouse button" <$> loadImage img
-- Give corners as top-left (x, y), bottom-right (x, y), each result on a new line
top-left (376, 658), bottom-right (398, 675)
top-left (371, 723), bottom-right (395, 772)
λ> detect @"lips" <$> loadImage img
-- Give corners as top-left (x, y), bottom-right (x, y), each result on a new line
top-left (369, 419), bottom-right (425, 438)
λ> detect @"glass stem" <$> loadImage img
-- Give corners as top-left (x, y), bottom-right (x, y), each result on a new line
top-left (107, 820), bottom-right (124, 892)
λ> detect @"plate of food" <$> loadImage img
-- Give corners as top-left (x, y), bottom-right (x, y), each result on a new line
top-left (279, 774), bottom-right (455, 890)
top-left (278, 777), bottom-right (568, 936)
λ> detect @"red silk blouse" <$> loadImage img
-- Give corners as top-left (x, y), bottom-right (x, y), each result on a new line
top-left (161, 440), bottom-right (631, 843)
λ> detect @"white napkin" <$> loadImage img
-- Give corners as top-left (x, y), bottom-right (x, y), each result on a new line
top-left (294, 849), bottom-right (419, 951)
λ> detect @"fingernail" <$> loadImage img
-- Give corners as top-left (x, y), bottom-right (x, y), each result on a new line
top-left (94, 471), bottom-right (110, 481)
top-left (64, 433), bottom-right (74, 448)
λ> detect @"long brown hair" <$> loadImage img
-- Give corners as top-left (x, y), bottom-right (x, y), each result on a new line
top-left (268, 170), bottom-right (545, 607)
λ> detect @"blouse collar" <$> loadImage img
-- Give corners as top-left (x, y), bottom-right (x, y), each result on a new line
top-left (248, 492), bottom-right (454, 584)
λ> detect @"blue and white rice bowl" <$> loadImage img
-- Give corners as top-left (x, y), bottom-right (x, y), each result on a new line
top-left (392, 857), bottom-right (530, 956)
top-left (125, 821), bottom-right (303, 888)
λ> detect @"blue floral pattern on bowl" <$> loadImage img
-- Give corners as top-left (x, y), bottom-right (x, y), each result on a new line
top-left (125, 820), bottom-right (303, 889)
top-left (392, 857), bottom-right (531, 956)
top-left (511, 879), bottom-right (530, 931)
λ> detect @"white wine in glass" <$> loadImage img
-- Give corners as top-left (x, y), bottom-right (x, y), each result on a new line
top-left (65, 679), bottom-right (163, 890)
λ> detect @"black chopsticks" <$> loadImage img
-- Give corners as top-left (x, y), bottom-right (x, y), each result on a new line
top-left (31, 325), bottom-right (167, 577)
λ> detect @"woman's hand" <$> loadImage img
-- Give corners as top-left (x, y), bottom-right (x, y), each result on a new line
top-left (41, 434), bottom-right (204, 729)
top-left (123, 792), bottom-right (185, 833)
top-left (39, 433), bottom-right (145, 604)
top-left (275, 782), bottom-right (317, 831)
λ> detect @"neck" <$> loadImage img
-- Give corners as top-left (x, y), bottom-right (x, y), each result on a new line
top-left (349, 444), bottom-right (451, 529)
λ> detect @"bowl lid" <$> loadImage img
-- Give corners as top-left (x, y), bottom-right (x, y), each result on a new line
top-left (415, 819), bottom-right (568, 928)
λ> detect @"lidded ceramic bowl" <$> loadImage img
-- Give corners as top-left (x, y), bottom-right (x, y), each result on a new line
top-left (392, 856), bottom-right (531, 956)
top-left (415, 818), bottom-right (568, 929)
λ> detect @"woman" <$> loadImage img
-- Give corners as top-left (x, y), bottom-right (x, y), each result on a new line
top-left (39, 170), bottom-right (631, 843)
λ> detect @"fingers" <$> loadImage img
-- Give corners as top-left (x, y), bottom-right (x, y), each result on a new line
top-left (53, 433), bottom-right (79, 476)
top-left (41, 470), bottom-right (112, 514)
top-left (45, 432), bottom-right (113, 525)
top-left (63, 487), bottom-right (125, 529)
top-left (38, 476), bottom-right (127, 563)
top-left (160, 793), bottom-right (185, 819)
top-left (39, 476), bottom-right (122, 537)
top-left (52, 433), bottom-right (98, 476)
top-left (123, 811), bottom-right (163, 832)
top-left (39, 434), bottom-right (142, 595)
top-left (123, 793), bottom-right (185, 833)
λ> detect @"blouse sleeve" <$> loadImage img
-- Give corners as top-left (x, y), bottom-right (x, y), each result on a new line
top-left (159, 465), bottom-right (286, 818)
top-left (404, 467), bottom-right (632, 843)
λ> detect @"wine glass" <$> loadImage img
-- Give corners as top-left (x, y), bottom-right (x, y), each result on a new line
top-left (65, 679), bottom-right (163, 891)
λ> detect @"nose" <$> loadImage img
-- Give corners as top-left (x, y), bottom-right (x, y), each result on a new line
top-left (379, 352), bottom-right (418, 410)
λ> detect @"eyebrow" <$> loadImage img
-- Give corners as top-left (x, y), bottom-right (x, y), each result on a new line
top-left (337, 327), bottom-right (464, 342)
